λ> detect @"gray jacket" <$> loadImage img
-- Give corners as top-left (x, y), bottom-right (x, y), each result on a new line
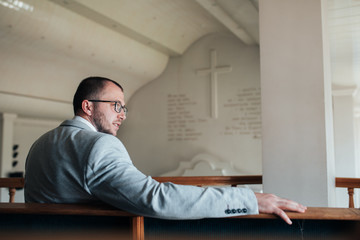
top-left (25, 119), bottom-right (258, 219)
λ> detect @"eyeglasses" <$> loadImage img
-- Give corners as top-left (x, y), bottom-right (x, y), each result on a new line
top-left (88, 100), bottom-right (128, 116)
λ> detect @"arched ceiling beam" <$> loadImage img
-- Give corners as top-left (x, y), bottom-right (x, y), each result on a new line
top-left (195, 0), bottom-right (257, 45)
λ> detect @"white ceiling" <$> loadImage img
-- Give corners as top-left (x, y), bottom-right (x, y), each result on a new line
top-left (47, 0), bottom-right (360, 90)
top-left (0, 0), bottom-right (360, 119)
top-left (48, 0), bottom-right (260, 56)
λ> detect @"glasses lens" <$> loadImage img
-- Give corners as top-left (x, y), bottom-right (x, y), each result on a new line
top-left (114, 102), bottom-right (119, 113)
top-left (115, 102), bottom-right (127, 116)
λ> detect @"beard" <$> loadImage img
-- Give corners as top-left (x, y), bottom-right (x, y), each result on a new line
top-left (92, 108), bottom-right (114, 136)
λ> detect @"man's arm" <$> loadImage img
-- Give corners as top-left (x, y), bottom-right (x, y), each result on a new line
top-left (86, 135), bottom-right (259, 219)
top-left (255, 193), bottom-right (307, 225)
top-left (86, 134), bottom-right (305, 221)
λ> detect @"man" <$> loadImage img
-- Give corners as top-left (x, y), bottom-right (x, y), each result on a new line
top-left (25, 76), bottom-right (306, 224)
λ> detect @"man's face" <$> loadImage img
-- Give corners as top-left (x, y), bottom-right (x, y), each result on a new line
top-left (91, 82), bottom-right (126, 136)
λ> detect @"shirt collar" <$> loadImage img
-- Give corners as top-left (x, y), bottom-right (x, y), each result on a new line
top-left (73, 116), bottom-right (97, 132)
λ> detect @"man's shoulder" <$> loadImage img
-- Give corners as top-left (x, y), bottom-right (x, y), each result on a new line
top-left (65, 121), bottom-right (122, 145)
top-left (33, 119), bottom-right (122, 150)
top-left (61, 121), bottom-right (118, 139)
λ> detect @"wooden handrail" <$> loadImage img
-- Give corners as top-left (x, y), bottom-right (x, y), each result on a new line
top-left (0, 202), bottom-right (137, 216)
top-left (335, 177), bottom-right (360, 208)
top-left (1, 203), bottom-right (359, 221)
top-left (153, 175), bottom-right (263, 187)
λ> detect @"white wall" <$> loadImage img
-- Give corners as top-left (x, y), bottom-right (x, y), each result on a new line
top-left (119, 33), bottom-right (262, 176)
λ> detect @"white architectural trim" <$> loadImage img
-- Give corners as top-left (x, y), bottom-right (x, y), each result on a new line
top-left (332, 85), bottom-right (358, 97)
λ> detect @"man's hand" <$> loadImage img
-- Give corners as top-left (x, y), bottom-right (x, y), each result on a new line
top-left (255, 192), bottom-right (307, 225)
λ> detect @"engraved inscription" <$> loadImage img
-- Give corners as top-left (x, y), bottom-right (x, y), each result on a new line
top-left (222, 88), bottom-right (262, 139)
top-left (167, 94), bottom-right (205, 141)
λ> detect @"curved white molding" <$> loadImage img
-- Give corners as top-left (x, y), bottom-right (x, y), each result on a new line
top-left (332, 85), bottom-right (358, 97)
top-left (161, 153), bottom-right (249, 176)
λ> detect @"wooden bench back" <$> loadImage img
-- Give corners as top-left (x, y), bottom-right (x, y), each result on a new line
top-left (0, 178), bottom-right (24, 203)
top-left (3, 176), bottom-right (358, 208)
top-left (0, 175), bottom-right (262, 240)
top-left (335, 177), bottom-right (360, 208)
top-left (0, 176), bottom-right (262, 203)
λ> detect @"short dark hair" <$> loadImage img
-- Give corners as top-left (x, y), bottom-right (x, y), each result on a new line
top-left (73, 76), bottom-right (123, 115)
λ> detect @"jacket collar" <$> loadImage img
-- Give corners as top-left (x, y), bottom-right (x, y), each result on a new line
top-left (60, 118), bottom-right (95, 132)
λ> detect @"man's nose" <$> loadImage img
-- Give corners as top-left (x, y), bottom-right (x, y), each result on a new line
top-left (119, 111), bottom-right (126, 120)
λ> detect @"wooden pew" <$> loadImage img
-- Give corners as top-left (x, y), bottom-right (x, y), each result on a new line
top-left (336, 177), bottom-right (360, 208)
top-left (1, 203), bottom-right (359, 240)
top-left (0, 202), bottom-right (141, 240)
top-left (0, 175), bottom-right (262, 240)
top-left (0, 176), bottom-right (360, 239)
top-left (5, 176), bottom-right (357, 208)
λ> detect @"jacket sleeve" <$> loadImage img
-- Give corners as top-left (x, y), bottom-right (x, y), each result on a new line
top-left (85, 134), bottom-right (259, 220)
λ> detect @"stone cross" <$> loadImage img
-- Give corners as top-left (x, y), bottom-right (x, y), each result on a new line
top-left (196, 49), bottom-right (232, 118)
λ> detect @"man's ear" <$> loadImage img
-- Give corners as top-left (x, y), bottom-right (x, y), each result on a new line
top-left (82, 100), bottom-right (93, 116)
